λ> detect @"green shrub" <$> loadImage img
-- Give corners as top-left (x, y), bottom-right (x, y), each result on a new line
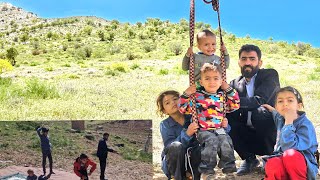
top-left (314, 67), bottom-right (320, 72)
top-left (15, 121), bottom-right (41, 131)
top-left (143, 43), bottom-right (156, 53)
top-left (83, 46), bottom-right (93, 58)
top-left (109, 45), bottom-right (121, 55)
top-left (74, 43), bottom-right (81, 49)
top-left (296, 42), bottom-right (311, 55)
top-left (289, 59), bottom-right (297, 64)
top-left (265, 64), bottom-right (274, 69)
top-left (308, 73), bottom-right (320, 81)
top-left (126, 52), bottom-right (135, 60)
top-left (30, 61), bottom-right (39, 66)
top-left (130, 63), bottom-right (140, 70)
top-left (169, 42), bottom-right (183, 55)
top-left (6, 47), bottom-right (18, 66)
top-left (62, 44), bottom-right (68, 51)
top-left (68, 74), bottom-right (80, 79)
top-left (105, 63), bottom-right (129, 76)
top-left (25, 78), bottom-right (60, 99)
top-left (305, 49), bottom-right (320, 58)
top-left (32, 49), bottom-right (41, 56)
top-left (66, 32), bottom-right (72, 41)
top-left (158, 68), bottom-right (169, 75)
top-left (45, 66), bottom-right (54, 72)
top-left (62, 63), bottom-right (71, 67)
top-left (268, 44), bottom-right (279, 54)
top-left (0, 77), bottom-right (12, 86)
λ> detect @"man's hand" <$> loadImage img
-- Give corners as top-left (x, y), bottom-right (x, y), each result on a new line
top-left (261, 104), bottom-right (275, 112)
top-left (221, 118), bottom-right (228, 128)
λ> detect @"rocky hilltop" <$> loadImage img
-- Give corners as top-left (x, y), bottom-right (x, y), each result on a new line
top-left (0, 2), bottom-right (38, 31)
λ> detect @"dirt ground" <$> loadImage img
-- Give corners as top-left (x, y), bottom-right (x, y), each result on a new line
top-left (153, 159), bottom-right (265, 180)
top-left (0, 120), bottom-right (152, 180)
top-left (152, 120), bottom-right (320, 180)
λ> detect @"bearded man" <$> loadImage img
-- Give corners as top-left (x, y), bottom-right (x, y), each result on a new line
top-left (227, 44), bottom-right (280, 176)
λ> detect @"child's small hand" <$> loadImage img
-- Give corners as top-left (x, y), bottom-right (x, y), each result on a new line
top-left (261, 104), bottom-right (275, 112)
top-left (186, 47), bottom-right (193, 57)
top-left (88, 172), bottom-right (92, 176)
top-left (184, 84), bottom-right (196, 96)
top-left (221, 81), bottom-right (230, 91)
top-left (221, 118), bottom-right (228, 128)
top-left (186, 122), bottom-right (199, 136)
top-left (220, 43), bottom-right (228, 55)
top-left (284, 109), bottom-right (298, 125)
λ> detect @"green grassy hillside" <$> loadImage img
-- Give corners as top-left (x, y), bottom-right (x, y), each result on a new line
top-left (0, 13), bottom-right (319, 121)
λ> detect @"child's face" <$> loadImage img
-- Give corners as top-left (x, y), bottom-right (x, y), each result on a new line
top-left (197, 35), bottom-right (216, 56)
top-left (200, 70), bottom-right (222, 93)
top-left (275, 91), bottom-right (302, 116)
top-left (28, 172), bottom-right (34, 176)
top-left (162, 94), bottom-right (179, 116)
top-left (43, 132), bottom-right (48, 136)
top-left (81, 158), bottom-right (88, 164)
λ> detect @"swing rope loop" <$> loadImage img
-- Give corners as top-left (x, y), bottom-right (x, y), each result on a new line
top-left (203, 0), bottom-right (227, 117)
top-left (189, 0), bottom-right (227, 123)
top-left (189, 0), bottom-right (199, 124)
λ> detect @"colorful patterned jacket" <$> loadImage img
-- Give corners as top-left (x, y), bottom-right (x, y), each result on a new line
top-left (178, 88), bottom-right (240, 130)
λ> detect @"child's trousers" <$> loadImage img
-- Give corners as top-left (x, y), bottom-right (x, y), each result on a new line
top-left (197, 129), bottom-right (236, 174)
top-left (264, 149), bottom-right (307, 180)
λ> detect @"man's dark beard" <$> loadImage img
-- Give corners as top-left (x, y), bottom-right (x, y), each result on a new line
top-left (241, 65), bottom-right (259, 78)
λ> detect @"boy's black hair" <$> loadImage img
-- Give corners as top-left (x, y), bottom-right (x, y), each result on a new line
top-left (275, 86), bottom-right (304, 107)
top-left (80, 153), bottom-right (88, 159)
top-left (103, 133), bottom-right (109, 136)
top-left (27, 169), bottom-right (34, 174)
top-left (42, 127), bottom-right (49, 132)
top-left (196, 29), bottom-right (216, 43)
top-left (239, 44), bottom-right (262, 60)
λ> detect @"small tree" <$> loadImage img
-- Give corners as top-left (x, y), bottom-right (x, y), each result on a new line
top-left (97, 30), bottom-right (105, 41)
top-left (296, 42), bottom-right (311, 55)
top-left (20, 33), bottom-right (29, 43)
top-left (83, 26), bottom-right (93, 36)
top-left (46, 31), bottom-right (53, 40)
top-left (66, 32), bottom-right (72, 41)
top-left (6, 47), bottom-right (18, 66)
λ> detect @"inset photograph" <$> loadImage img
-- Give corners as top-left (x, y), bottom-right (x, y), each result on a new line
top-left (0, 120), bottom-right (152, 180)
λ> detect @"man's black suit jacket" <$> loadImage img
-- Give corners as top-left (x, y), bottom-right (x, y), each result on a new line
top-left (228, 69), bottom-right (280, 129)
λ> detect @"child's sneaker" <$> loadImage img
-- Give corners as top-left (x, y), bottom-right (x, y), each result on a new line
top-left (222, 165), bottom-right (237, 174)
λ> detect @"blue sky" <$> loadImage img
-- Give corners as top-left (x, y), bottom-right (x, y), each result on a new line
top-left (2, 0), bottom-right (320, 47)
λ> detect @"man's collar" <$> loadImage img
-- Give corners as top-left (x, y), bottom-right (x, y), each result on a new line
top-left (245, 72), bottom-right (258, 84)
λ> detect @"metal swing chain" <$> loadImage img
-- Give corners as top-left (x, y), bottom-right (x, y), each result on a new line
top-left (203, 0), bottom-right (227, 117)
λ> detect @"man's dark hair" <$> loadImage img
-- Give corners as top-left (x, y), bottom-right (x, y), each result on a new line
top-left (103, 133), bottom-right (109, 136)
top-left (238, 44), bottom-right (262, 60)
top-left (79, 153), bottom-right (88, 159)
